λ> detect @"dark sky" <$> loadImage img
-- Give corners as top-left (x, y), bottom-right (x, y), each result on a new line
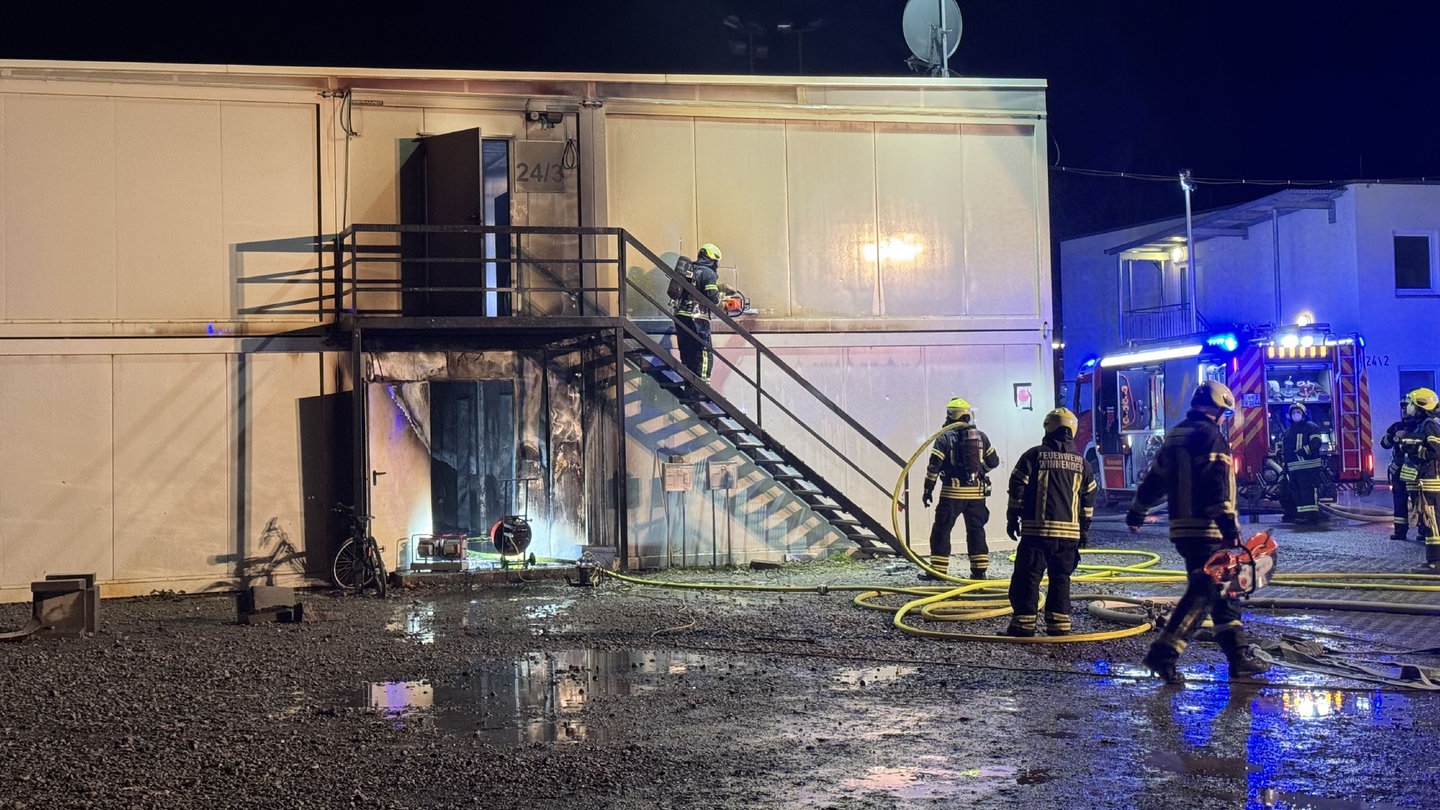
top-left (7, 1), bottom-right (1440, 241)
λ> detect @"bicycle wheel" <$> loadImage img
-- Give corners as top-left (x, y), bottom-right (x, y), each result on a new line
top-left (332, 538), bottom-right (373, 592)
top-left (365, 536), bottom-right (388, 597)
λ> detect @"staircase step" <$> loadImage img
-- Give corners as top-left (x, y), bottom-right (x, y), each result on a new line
top-left (768, 465), bottom-right (804, 481)
top-left (654, 369), bottom-right (686, 388)
top-left (690, 401), bottom-right (726, 419)
top-left (789, 479), bottom-right (822, 495)
top-left (826, 515), bottom-right (863, 527)
top-left (748, 449), bottom-right (785, 465)
top-left (730, 432), bottom-right (764, 449)
top-left (632, 352), bottom-right (668, 371)
top-left (713, 417), bottom-right (745, 434)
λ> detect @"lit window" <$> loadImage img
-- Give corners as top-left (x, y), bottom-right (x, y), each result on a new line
top-left (1394, 233), bottom-right (1438, 294)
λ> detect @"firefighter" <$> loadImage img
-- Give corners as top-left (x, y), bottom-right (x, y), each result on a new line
top-left (920, 397), bottom-right (1002, 580)
top-left (1281, 403), bottom-right (1327, 526)
top-left (673, 243), bottom-right (721, 384)
top-left (1381, 398), bottom-right (1419, 541)
top-left (1000, 407), bottom-right (1097, 637)
top-left (1398, 388), bottom-right (1440, 570)
top-left (1127, 381), bottom-right (1269, 684)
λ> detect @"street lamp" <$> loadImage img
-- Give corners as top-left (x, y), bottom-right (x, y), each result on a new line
top-left (1180, 169), bottom-right (1197, 334)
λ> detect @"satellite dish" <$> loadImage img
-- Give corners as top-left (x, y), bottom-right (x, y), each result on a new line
top-left (902, 0), bottom-right (962, 76)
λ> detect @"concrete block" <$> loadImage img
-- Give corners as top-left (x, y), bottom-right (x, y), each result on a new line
top-left (248, 585), bottom-right (296, 612)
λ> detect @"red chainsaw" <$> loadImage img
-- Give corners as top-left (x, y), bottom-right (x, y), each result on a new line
top-left (1203, 530), bottom-right (1278, 598)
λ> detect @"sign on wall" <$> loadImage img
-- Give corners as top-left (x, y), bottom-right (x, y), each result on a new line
top-left (515, 141), bottom-right (571, 193)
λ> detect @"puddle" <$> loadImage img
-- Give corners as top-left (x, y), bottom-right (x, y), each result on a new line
top-left (351, 649), bottom-right (723, 745)
top-left (386, 602), bottom-right (437, 644)
top-left (834, 665), bottom-right (916, 689)
top-left (835, 762), bottom-right (1022, 802)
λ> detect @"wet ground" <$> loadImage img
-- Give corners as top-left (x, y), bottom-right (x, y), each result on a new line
top-left (2, 490), bottom-right (1438, 809)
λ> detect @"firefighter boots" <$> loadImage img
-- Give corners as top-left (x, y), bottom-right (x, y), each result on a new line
top-left (1142, 646), bottom-right (1185, 685)
top-left (1215, 626), bottom-right (1271, 680)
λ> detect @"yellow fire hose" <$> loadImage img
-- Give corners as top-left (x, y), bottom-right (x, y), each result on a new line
top-left (599, 425), bottom-right (1440, 644)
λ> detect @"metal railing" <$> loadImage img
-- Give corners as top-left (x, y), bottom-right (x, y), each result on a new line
top-left (235, 224), bottom-right (909, 544)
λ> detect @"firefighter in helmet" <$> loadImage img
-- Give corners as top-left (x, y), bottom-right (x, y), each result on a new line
top-left (673, 243), bottom-right (722, 385)
top-left (1281, 402), bottom-right (1327, 526)
top-left (1000, 407), bottom-right (1097, 637)
top-left (920, 397), bottom-right (1001, 580)
top-left (1381, 397), bottom-right (1421, 541)
top-left (1127, 381), bottom-right (1269, 683)
top-left (1397, 388), bottom-right (1440, 570)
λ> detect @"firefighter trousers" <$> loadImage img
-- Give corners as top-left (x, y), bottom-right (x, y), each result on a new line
top-left (927, 497), bottom-right (990, 575)
top-left (1149, 538), bottom-right (1245, 662)
top-left (675, 315), bottom-right (713, 382)
top-left (1007, 535), bottom-right (1080, 629)
top-left (1285, 466), bottom-right (1321, 522)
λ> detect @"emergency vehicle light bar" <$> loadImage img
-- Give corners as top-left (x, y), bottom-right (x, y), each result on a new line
top-left (1100, 344), bottom-right (1202, 367)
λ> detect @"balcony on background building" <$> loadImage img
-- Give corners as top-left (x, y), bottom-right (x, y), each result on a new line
top-left (1122, 303), bottom-right (1201, 343)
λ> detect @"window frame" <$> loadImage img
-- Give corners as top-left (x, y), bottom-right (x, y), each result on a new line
top-left (1393, 230), bottom-right (1439, 296)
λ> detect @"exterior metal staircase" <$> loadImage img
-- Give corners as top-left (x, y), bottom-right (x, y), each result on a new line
top-left (236, 224), bottom-right (909, 559)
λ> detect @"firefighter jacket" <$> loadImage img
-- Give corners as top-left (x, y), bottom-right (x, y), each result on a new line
top-left (1129, 409), bottom-right (1241, 543)
top-left (925, 421), bottom-right (1001, 500)
top-left (1006, 435), bottom-right (1097, 541)
top-left (1281, 418), bottom-right (1325, 474)
top-left (1381, 415), bottom-right (1418, 478)
top-left (674, 258), bottom-right (720, 320)
top-left (1398, 414), bottom-right (1440, 494)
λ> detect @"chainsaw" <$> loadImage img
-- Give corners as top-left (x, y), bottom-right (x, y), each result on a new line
top-left (1202, 530), bottom-right (1278, 598)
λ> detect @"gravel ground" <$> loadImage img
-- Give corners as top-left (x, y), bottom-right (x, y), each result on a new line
top-left (3, 505), bottom-right (1439, 809)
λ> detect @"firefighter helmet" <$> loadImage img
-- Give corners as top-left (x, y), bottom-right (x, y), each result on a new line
top-left (1409, 387), bottom-right (1439, 412)
top-left (1043, 407), bottom-right (1079, 436)
top-left (945, 397), bottom-right (973, 423)
top-left (698, 243), bottom-right (722, 262)
top-left (1191, 380), bottom-right (1236, 413)
top-left (1288, 402), bottom-right (1308, 420)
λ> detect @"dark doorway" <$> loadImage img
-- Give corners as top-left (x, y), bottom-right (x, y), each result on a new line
top-left (429, 380), bottom-right (518, 536)
top-left (399, 129), bottom-right (512, 317)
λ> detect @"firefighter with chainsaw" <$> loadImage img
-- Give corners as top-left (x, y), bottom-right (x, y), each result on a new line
top-left (921, 397), bottom-right (1001, 580)
top-left (1281, 403), bottom-right (1327, 526)
top-left (1000, 407), bottom-right (1097, 637)
top-left (670, 243), bottom-right (722, 385)
top-left (1381, 397), bottom-right (1420, 541)
top-left (1127, 381), bottom-right (1270, 684)
top-left (1397, 388), bottom-right (1440, 571)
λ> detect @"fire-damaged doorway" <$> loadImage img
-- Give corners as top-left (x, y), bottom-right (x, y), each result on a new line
top-left (360, 348), bottom-right (601, 572)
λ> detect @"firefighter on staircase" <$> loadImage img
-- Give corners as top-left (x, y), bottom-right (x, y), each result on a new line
top-left (920, 397), bottom-right (1001, 580)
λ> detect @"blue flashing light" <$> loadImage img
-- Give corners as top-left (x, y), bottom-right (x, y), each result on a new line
top-left (206, 323), bottom-right (219, 335)
top-left (1079, 355), bottom-right (1100, 371)
top-left (1206, 332), bottom-right (1239, 353)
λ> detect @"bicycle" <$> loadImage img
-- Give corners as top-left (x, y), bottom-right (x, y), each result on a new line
top-left (331, 503), bottom-right (388, 597)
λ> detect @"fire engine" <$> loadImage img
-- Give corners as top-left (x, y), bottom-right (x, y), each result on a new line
top-left (1071, 324), bottom-right (1374, 507)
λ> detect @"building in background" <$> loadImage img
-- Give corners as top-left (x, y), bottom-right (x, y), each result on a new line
top-left (0, 61), bottom-right (1054, 601)
top-left (1060, 183), bottom-right (1440, 468)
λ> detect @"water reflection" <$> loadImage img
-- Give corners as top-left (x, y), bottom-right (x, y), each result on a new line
top-left (353, 649), bottom-right (720, 745)
top-left (837, 761), bottom-right (1020, 802)
top-left (386, 602), bottom-right (437, 644)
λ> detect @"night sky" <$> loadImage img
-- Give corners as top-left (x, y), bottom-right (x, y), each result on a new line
top-left (6, 1), bottom-right (1440, 241)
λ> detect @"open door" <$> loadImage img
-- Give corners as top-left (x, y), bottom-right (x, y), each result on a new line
top-left (367, 382), bottom-right (433, 570)
top-left (399, 129), bottom-right (512, 317)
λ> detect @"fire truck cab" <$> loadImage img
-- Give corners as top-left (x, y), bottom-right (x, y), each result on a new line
top-left (1072, 325), bottom-right (1374, 507)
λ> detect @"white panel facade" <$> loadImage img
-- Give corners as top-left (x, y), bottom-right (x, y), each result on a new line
top-left (875, 125), bottom-right (966, 317)
top-left (786, 122), bottom-right (878, 318)
top-left (115, 98), bottom-right (226, 320)
top-left (961, 124), bottom-right (1043, 318)
top-left (112, 354), bottom-right (231, 582)
top-left (0, 355), bottom-right (114, 591)
top-left (4, 94), bottom-right (118, 319)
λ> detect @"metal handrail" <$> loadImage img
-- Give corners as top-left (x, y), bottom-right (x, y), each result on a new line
top-left (240, 223), bottom-right (909, 542)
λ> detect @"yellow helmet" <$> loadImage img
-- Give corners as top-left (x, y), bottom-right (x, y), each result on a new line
top-left (1409, 387), bottom-right (1439, 411)
top-left (1043, 407), bottom-right (1078, 436)
top-left (698, 243), bottom-right (722, 262)
top-left (1191, 380), bottom-right (1236, 412)
top-left (1288, 402), bottom-right (1308, 420)
top-left (945, 397), bottom-right (972, 422)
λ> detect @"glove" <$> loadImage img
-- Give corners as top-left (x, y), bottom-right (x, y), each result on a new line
top-left (1078, 533), bottom-right (1089, 550)
top-left (1125, 509), bottom-right (1146, 532)
top-left (922, 488), bottom-right (934, 508)
top-left (1005, 513), bottom-right (1020, 541)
